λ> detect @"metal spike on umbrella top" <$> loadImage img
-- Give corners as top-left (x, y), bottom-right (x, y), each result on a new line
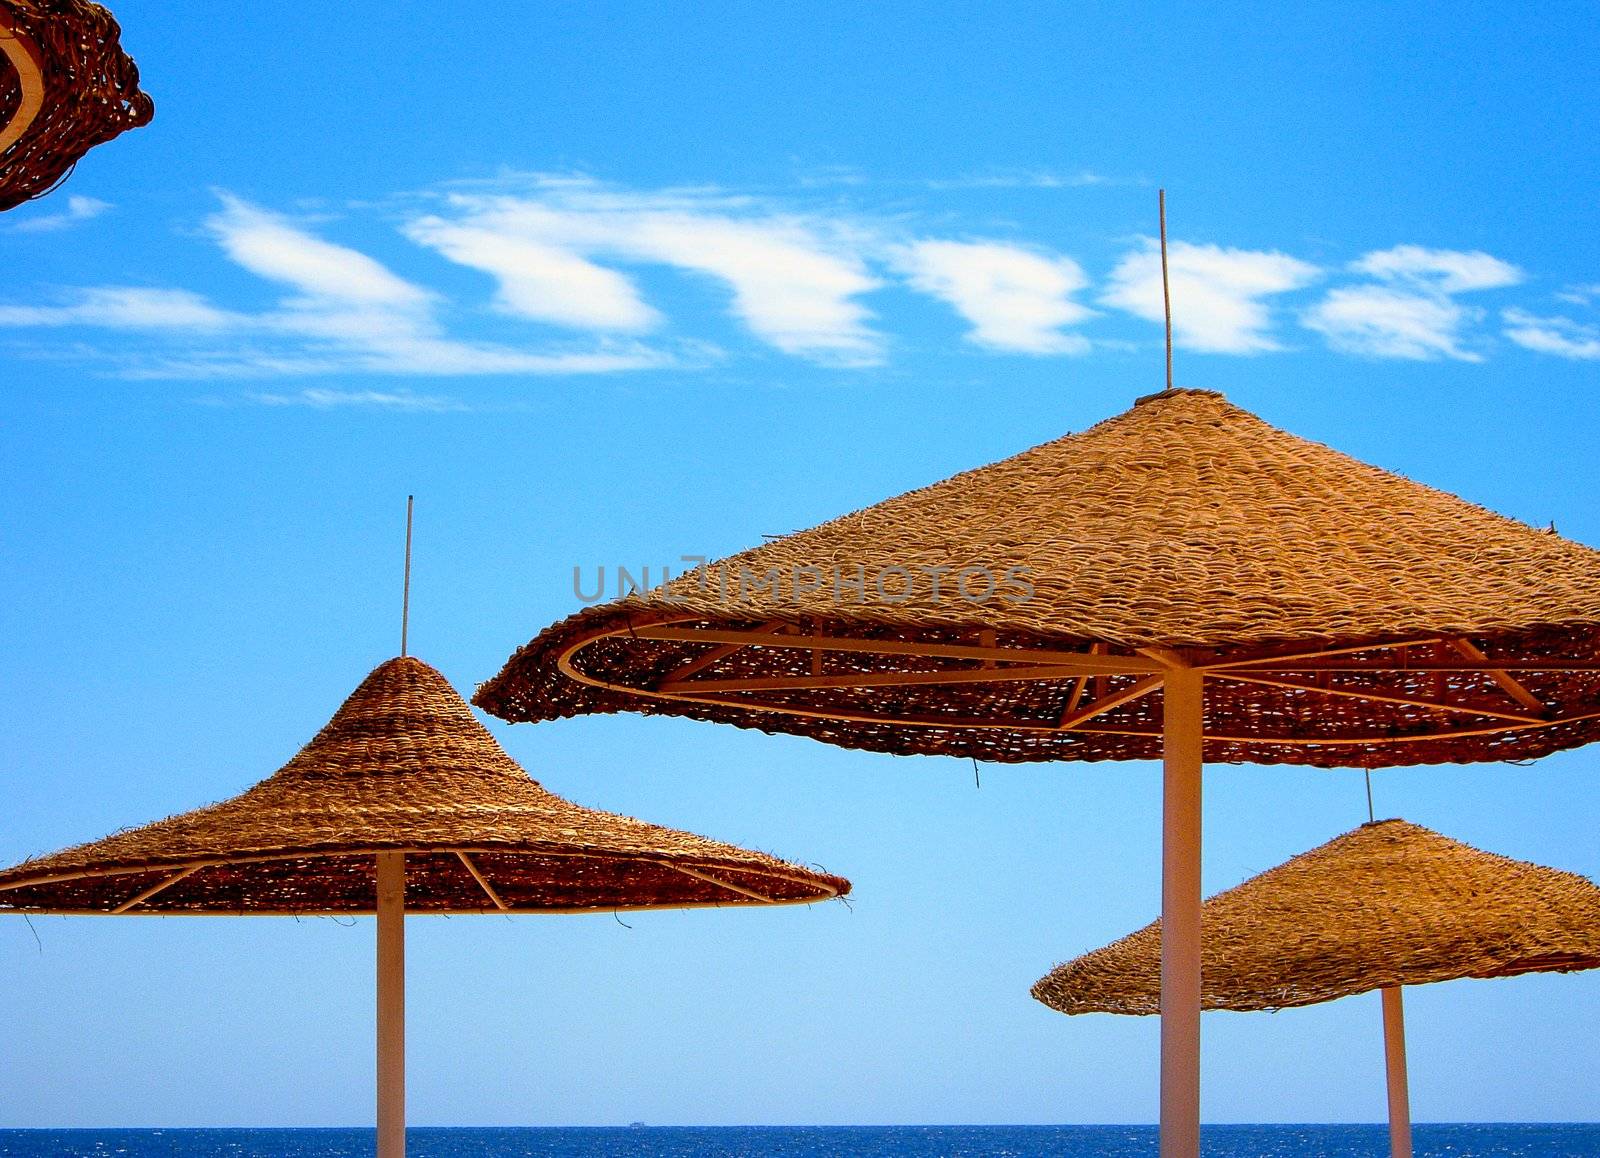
top-left (1, 504), bottom-right (849, 1158)
top-left (475, 206), bottom-right (1600, 1156)
top-left (0, 0), bottom-right (152, 211)
top-left (1032, 819), bottom-right (1600, 1158)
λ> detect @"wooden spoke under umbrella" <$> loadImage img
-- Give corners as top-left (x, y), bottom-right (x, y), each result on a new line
top-left (1032, 819), bottom-right (1600, 1158)
top-left (0, 655), bottom-right (848, 1158)
top-left (0, 0), bottom-right (152, 211)
top-left (477, 388), bottom-right (1600, 1158)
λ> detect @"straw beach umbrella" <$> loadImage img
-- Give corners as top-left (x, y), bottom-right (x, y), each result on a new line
top-left (476, 386), bottom-right (1600, 1156)
top-left (1032, 819), bottom-right (1600, 1157)
top-left (0, 0), bottom-right (152, 210)
top-left (0, 653), bottom-right (849, 1158)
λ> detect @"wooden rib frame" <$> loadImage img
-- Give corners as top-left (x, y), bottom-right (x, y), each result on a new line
top-left (555, 615), bottom-right (1599, 748)
top-left (0, 11), bottom-right (44, 157)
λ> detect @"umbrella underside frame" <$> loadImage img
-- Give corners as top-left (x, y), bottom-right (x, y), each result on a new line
top-left (0, 845), bottom-right (840, 915)
top-left (517, 610), bottom-right (1600, 768)
top-left (0, 0), bottom-right (154, 211)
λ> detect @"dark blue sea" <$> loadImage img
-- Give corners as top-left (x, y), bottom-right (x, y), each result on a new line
top-left (1, 1126), bottom-right (1596, 1158)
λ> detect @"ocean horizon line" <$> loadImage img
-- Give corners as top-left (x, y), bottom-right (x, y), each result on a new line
top-left (3, 1122), bottom-right (1596, 1129)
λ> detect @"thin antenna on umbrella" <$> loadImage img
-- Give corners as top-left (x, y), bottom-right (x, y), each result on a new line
top-left (1159, 188), bottom-right (1173, 392)
top-left (400, 496), bottom-right (414, 658)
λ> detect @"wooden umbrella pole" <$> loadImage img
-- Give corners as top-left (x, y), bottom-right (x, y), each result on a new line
top-left (1381, 985), bottom-right (1413, 1158)
top-left (1160, 667), bottom-right (1203, 1158)
top-left (376, 852), bottom-right (406, 1158)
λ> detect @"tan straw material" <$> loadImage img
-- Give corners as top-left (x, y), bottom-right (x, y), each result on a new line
top-left (1031, 819), bottom-right (1600, 1015)
top-left (0, 0), bottom-right (152, 211)
top-left (476, 389), bottom-right (1600, 769)
top-left (0, 656), bottom-right (849, 914)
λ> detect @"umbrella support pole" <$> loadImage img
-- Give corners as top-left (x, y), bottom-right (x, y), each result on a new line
top-left (1160, 668), bottom-right (1204, 1158)
top-left (377, 852), bottom-right (406, 1158)
top-left (1381, 985), bottom-right (1413, 1158)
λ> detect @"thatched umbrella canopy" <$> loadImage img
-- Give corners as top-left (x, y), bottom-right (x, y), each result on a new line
top-left (1032, 819), bottom-right (1600, 1155)
top-left (475, 387), bottom-right (1600, 1157)
top-left (0, 0), bottom-right (152, 211)
top-left (0, 655), bottom-right (848, 1157)
top-left (1033, 819), bottom-right (1600, 1015)
top-left (0, 655), bottom-right (849, 914)
top-left (477, 389), bottom-right (1600, 770)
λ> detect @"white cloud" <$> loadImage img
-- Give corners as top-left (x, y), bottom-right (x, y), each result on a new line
top-left (209, 196), bottom-right (428, 308)
top-left (0, 287), bottom-right (238, 329)
top-left (628, 211), bottom-right (882, 364)
top-left (1101, 239), bottom-right (1319, 353)
top-left (403, 217), bottom-right (660, 331)
top-left (416, 182), bottom-right (885, 366)
top-left (0, 177), bottom-right (1579, 379)
top-left (1302, 245), bottom-right (1522, 361)
top-left (1554, 283), bottom-right (1600, 307)
top-left (0, 195), bottom-right (683, 379)
top-left (925, 170), bottom-right (1121, 190)
top-left (1303, 286), bottom-right (1483, 361)
top-left (245, 387), bottom-right (467, 411)
top-left (897, 239), bottom-right (1092, 354)
top-left (1503, 308), bottom-right (1600, 360)
top-left (8, 195), bottom-right (112, 233)
top-left (1351, 245), bottom-right (1523, 293)
top-left (116, 337), bottom-right (682, 380)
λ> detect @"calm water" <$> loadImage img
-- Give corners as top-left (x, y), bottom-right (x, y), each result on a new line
top-left (0, 1126), bottom-right (1596, 1158)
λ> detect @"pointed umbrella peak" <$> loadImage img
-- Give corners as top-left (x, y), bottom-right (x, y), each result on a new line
top-left (272, 654), bottom-right (534, 787)
top-left (1133, 387), bottom-right (1227, 406)
top-left (0, 654), bottom-right (850, 915)
top-left (1031, 818), bottom-right (1600, 1017)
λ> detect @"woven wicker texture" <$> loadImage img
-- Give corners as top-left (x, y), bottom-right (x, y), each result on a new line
top-left (0, 0), bottom-right (151, 211)
top-left (476, 389), bottom-right (1600, 769)
top-left (1031, 819), bottom-right (1600, 1015)
top-left (0, 656), bottom-right (849, 914)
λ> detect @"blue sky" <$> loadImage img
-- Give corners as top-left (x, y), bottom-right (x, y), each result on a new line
top-left (3, 0), bottom-right (1599, 1128)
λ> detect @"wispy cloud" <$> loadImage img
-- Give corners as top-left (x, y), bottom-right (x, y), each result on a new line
top-left (1101, 239), bottom-right (1319, 353)
top-left (402, 217), bottom-right (661, 332)
top-left (0, 195), bottom-right (683, 379)
top-left (7, 195), bottom-right (112, 234)
top-left (1554, 283), bottom-right (1600, 307)
top-left (897, 239), bottom-right (1092, 354)
top-left (0, 287), bottom-right (239, 329)
top-left (924, 170), bottom-right (1124, 190)
top-left (244, 387), bottom-right (468, 410)
top-left (1302, 245), bottom-right (1522, 361)
top-left (418, 180), bottom-right (886, 366)
top-left (1350, 245), bottom-right (1523, 293)
top-left (0, 178), bottom-right (1589, 380)
top-left (1303, 286), bottom-right (1483, 361)
top-left (209, 195), bottom-right (429, 309)
top-left (1502, 308), bottom-right (1600, 360)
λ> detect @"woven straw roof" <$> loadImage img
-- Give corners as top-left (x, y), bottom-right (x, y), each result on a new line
top-left (1, 0), bottom-right (152, 212)
top-left (0, 656), bottom-right (848, 915)
top-left (476, 389), bottom-right (1600, 769)
top-left (1031, 819), bottom-right (1600, 1015)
